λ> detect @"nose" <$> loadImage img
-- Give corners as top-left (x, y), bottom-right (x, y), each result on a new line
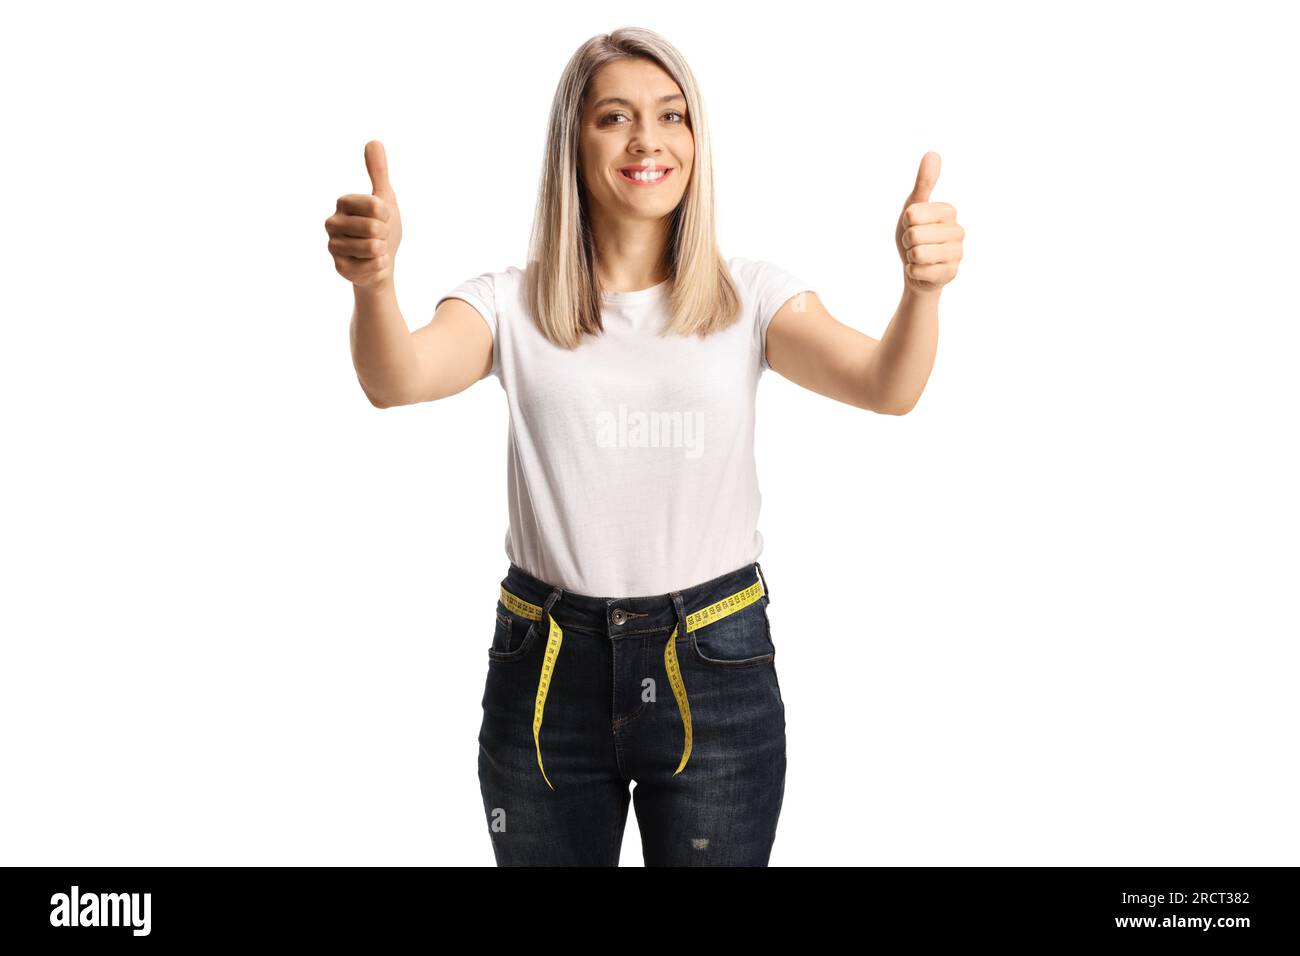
top-left (627, 119), bottom-right (664, 154)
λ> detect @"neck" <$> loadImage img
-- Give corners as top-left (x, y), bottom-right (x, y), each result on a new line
top-left (588, 206), bottom-right (673, 292)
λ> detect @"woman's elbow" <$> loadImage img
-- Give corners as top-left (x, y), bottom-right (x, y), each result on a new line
top-left (865, 392), bottom-right (917, 415)
top-left (358, 376), bottom-right (412, 409)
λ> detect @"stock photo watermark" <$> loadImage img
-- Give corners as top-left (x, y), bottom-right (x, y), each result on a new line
top-left (594, 403), bottom-right (704, 458)
top-left (49, 886), bottom-right (151, 936)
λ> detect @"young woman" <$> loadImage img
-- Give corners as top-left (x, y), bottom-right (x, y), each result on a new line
top-left (328, 27), bottom-right (963, 866)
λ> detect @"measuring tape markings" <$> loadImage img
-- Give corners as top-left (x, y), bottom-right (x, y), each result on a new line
top-left (663, 626), bottom-right (692, 776)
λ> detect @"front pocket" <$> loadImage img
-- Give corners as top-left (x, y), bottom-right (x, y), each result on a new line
top-left (488, 600), bottom-right (538, 662)
top-left (685, 596), bottom-right (775, 667)
top-left (491, 609), bottom-right (513, 654)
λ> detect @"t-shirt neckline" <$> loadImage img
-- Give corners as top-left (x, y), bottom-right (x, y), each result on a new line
top-left (601, 278), bottom-right (671, 303)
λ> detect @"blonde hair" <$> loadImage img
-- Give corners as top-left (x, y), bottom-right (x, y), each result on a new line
top-left (524, 26), bottom-right (742, 350)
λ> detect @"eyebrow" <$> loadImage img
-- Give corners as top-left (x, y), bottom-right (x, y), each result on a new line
top-left (590, 93), bottom-right (686, 110)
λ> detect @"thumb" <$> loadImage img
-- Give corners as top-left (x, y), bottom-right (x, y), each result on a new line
top-left (365, 140), bottom-right (396, 200)
top-left (906, 151), bottom-right (941, 206)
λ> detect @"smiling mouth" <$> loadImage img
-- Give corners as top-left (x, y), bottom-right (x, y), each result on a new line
top-left (618, 167), bottom-right (673, 185)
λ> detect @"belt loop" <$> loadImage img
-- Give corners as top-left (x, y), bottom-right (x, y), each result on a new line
top-left (534, 584), bottom-right (563, 646)
top-left (542, 585), bottom-right (563, 620)
top-left (669, 590), bottom-right (687, 640)
top-left (755, 561), bottom-right (770, 603)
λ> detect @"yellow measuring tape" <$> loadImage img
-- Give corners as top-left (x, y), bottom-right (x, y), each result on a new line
top-left (498, 586), bottom-right (563, 790)
top-left (499, 574), bottom-right (766, 790)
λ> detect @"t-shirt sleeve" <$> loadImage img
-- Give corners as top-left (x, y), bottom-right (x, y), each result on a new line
top-left (737, 257), bottom-right (815, 373)
top-left (436, 272), bottom-right (500, 379)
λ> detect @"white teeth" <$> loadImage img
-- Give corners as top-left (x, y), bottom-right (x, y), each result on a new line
top-left (626, 169), bottom-right (666, 181)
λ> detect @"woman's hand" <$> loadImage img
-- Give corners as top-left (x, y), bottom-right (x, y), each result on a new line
top-left (325, 140), bottom-right (404, 288)
top-left (895, 151), bottom-right (963, 295)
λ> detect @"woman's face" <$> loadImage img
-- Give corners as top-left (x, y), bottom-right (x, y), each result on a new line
top-left (578, 57), bottom-right (694, 225)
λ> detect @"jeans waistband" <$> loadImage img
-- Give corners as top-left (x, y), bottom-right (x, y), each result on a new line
top-left (501, 561), bottom-right (770, 637)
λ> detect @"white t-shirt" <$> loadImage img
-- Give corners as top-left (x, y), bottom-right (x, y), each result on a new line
top-left (437, 255), bottom-right (813, 598)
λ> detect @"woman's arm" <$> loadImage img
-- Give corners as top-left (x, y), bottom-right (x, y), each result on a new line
top-left (765, 151), bottom-right (961, 414)
top-left (765, 288), bottom-right (936, 415)
top-left (351, 283), bottom-right (493, 407)
top-left (349, 278), bottom-right (417, 408)
top-left (338, 141), bottom-right (493, 407)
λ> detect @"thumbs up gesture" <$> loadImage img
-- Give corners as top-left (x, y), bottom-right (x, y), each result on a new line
top-left (325, 140), bottom-right (405, 288)
top-left (895, 152), bottom-right (963, 295)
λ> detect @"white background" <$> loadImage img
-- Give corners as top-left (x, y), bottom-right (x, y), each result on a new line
top-left (3, 0), bottom-right (1297, 866)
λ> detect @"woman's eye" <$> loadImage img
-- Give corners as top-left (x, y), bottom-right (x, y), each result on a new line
top-left (600, 111), bottom-right (685, 125)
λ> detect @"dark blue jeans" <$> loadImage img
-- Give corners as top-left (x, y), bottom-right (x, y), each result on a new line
top-left (477, 560), bottom-right (787, 866)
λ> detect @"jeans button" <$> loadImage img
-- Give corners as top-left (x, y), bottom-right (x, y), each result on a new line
top-left (611, 608), bottom-right (627, 625)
